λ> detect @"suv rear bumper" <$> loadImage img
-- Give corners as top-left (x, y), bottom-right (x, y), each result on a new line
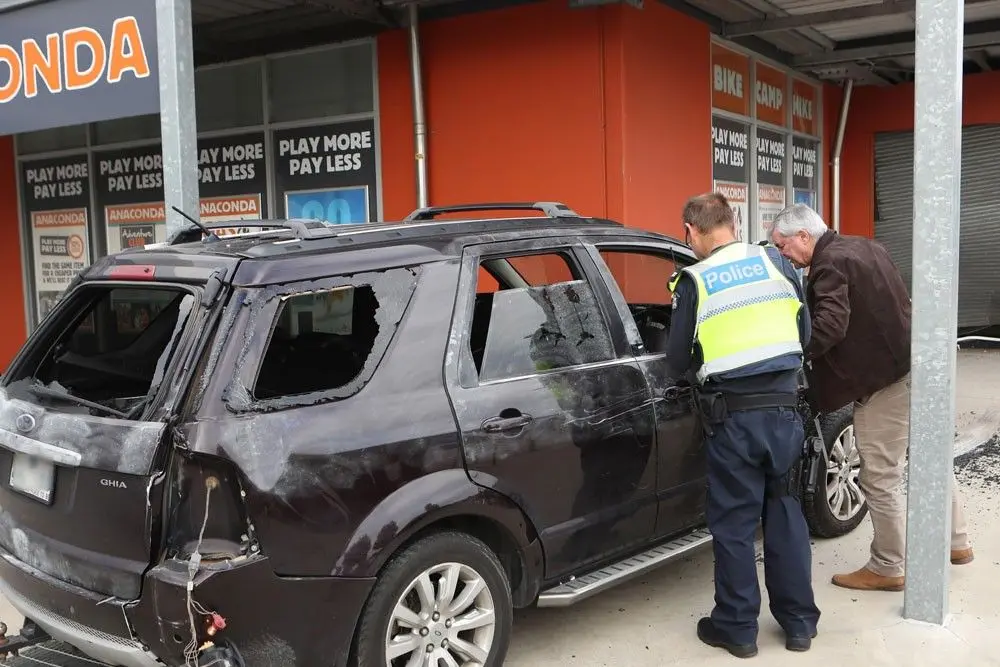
top-left (0, 548), bottom-right (160, 667)
top-left (0, 545), bottom-right (377, 666)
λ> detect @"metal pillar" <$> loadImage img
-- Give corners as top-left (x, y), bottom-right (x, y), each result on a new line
top-left (156, 0), bottom-right (201, 240)
top-left (831, 78), bottom-right (854, 233)
top-left (408, 3), bottom-right (429, 209)
top-left (903, 0), bottom-right (964, 625)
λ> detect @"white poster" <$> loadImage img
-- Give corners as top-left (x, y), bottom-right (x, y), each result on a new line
top-left (286, 286), bottom-right (355, 337)
top-left (105, 194), bottom-right (265, 252)
top-left (713, 181), bottom-right (749, 243)
top-left (105, 202), bottom-right (166, 254)
top-left (756, 184), bottom-right (786, 242)
top-left (31, 208), bottom-right (90, 319)
top-left (201, 194), bottom-right (264, 237)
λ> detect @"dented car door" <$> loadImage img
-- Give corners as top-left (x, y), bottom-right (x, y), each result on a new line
top-left (445, 240), bottom-right (658, 580)
top-left (584, 240), bottom-right (708, 537)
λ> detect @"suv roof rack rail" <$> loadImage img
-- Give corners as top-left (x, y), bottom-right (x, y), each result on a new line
top-left (203, 222), bottom-right (290, 230)
top-left (169, 219), bottom-right (344, 246)
top-left (284, 219), bottom-right (343, 239)
top-left (403, 201), bottom-right (580, 222)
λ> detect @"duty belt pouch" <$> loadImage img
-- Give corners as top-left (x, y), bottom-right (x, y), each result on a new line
top-left (783, 456), bottom-right (805, 499)
top-left (697, 392), bottom-right (728, 424)
top-left (802, 434), bottom-right (825, 495)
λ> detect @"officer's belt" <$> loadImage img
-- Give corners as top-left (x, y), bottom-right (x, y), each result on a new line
top-left (719, 392), bottom-right (799, 411)
top-left (695, 391), bottom-right (799, 427)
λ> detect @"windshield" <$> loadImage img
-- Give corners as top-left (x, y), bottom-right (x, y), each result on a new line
top-left (7, 284), bottom-right (196, 420)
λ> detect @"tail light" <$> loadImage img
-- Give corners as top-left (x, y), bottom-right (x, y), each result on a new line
top-left (107, 265), bottom-right (157, 281)
top-left (164, 452), bottom-right (257, 563)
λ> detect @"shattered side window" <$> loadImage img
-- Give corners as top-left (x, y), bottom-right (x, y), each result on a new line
top-left (253, 285), bottom-right (378, 398)
top-left (478, 280), bottom-right (616, 383)
top-left (227, 267), bottom-right (419, 410)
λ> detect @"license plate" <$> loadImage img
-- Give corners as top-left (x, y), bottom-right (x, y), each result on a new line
top-left (9, 453), bottom-right (54, 505)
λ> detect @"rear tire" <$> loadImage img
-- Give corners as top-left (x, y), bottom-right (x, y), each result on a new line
top-left (353, 531), bottom-right (513, 667)
top-left (802, 408), bottom-right (869, 538)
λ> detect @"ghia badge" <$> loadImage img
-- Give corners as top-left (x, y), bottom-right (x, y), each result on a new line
top-left (14, 413), bottom-right (36, 434)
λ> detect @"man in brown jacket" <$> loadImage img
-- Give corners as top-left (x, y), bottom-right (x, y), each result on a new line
top-left (768, 204), bottom-right (973, 592)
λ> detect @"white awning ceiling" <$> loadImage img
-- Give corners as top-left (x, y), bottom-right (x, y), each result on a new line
top-left (671, 0), bottom-right (1000, 84)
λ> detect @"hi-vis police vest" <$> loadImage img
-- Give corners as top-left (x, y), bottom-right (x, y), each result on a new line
top-left (669, 242), bottom-right (803, 384)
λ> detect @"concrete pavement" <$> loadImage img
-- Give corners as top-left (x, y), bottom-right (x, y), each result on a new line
top-left (954, 347), bottom-right (1000, 455)
top-left (506, 456), bottom-right (1000, 666)
top-left (505, 348), bottom-right (1000, 667)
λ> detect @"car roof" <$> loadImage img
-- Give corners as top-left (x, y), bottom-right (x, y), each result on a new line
top-left (85, 202), bottom-right (692, 287)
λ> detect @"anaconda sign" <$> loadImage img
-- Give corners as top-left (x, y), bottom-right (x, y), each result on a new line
top-left (0, 0), bottom-right (158, 135)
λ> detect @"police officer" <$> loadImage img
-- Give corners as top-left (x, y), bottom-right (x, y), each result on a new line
top-left (665, 193), bottom-right (820, 658)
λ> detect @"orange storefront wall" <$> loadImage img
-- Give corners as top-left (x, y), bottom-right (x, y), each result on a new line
top-left (0, 136), bottom-right (28, 370)
top-left (839, 69), bottom-right (1000, 239)
top-left (377, 0), bottom-right (714, 306)
top-left (612, 3), bottom-right (712, 230)
top-left (377, 0), bottom-right (712, 239)
top-left (377, 1), bottom-right (842, 306)
top-left (378, 1), bottom-right (608, 223)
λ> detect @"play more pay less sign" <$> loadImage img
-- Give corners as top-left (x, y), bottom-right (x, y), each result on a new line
top-left (0, 0), bottom-right (159, 135)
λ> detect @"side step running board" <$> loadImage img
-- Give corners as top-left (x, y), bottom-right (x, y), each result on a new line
top-left (536, 528), bottom-right (713, 608)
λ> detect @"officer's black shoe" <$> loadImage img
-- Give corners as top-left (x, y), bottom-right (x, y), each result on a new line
top-left (785, 630), bottom-right (818, 652)
top-left (696, 617), bottom-right (758, 658)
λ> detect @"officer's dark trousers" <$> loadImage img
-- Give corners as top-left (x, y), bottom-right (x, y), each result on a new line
top-left (705, 406), bottom-right (820, 645)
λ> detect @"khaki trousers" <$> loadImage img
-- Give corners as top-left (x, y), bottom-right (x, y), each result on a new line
top-left (852, 372), bottom-right (971, 578)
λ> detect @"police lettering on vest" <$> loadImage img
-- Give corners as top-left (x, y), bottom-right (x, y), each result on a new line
top-left (701, 256), bottom-right (769, 295)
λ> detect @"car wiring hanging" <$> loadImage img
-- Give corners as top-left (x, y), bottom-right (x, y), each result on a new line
top-left (184, 475), bottom-right (220, 666)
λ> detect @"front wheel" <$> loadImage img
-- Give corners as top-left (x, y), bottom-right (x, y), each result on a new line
top-left (353, 531), bottom-right (513, 667)
top-left (802, 408), bottom-right (869, 538)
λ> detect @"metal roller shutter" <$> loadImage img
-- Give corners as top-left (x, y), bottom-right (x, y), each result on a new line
top-left (873, 131), bottom-right (914, 292)
top-left (874, 126), bottom-right (1000, 329)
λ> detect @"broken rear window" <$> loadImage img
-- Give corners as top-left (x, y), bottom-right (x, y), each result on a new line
top-left (8, 285), bottom-right (196, 420)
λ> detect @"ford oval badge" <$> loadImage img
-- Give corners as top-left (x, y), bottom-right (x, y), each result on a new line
top-left (15, 413), bottom-right (36, 433)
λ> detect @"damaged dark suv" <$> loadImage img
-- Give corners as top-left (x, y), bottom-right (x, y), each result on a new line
top-left (0, 203), bottom-right (865, 667)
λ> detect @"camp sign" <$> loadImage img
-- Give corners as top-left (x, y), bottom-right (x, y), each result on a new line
top-left (0, 0), bottom-right (159, 135)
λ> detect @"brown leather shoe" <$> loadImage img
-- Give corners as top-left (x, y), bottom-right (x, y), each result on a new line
top-left (951, 548), bottom-right (974, 565)
top-left (831, 567), bottom-right (904, 592)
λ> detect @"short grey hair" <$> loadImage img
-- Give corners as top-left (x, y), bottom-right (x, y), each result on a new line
top-left (769, 203), bottom-right (829, 239)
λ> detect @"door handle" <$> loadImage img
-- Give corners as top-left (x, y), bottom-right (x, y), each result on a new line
top-left (482, 414), bottom-right (533, 433)
top-left (0, 428), bottom-right (82, 467)
top-left (663, 386), bottom-right (693, 401)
